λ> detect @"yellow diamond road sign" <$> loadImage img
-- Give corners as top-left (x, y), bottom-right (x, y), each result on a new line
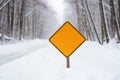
top-left (49, 21), bottom-right (86, 57)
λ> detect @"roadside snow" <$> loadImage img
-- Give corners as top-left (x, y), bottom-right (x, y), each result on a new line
top-left (0, 39), bottom-right (120, 80)
top-left (0, 39), bottom-right (47, 65)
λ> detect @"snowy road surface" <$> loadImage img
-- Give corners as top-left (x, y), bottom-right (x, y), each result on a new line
top-left (0, 39), bottom-right (120, 80)
top-left (0, 39), bottom-right (47, 65)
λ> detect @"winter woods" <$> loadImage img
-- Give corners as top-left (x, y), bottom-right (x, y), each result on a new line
top-left (65, 0), bottom-right (120, 44)
top-left (0, 0), bottom-right (58, 42)
top-left (0, 0), bottom-right (120, 44)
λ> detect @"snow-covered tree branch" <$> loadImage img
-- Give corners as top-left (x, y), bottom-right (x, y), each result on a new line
top-left (0, 0), bottom-right (11, 10)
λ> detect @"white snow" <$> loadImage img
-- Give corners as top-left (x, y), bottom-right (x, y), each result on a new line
top-left (0, 39), bottom-right (120, 80)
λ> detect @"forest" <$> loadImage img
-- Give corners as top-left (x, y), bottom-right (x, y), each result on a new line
top-left (0, 0), bottom-right (120, 45)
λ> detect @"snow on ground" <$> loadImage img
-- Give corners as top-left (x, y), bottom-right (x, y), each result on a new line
top-left (0, 39), bottom-right (120, 80)
top-left (0, 39), bottom-right (47, 65)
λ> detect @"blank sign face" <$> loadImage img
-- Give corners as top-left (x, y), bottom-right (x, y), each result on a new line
top-left (49, 21), bottom-right (86, 57)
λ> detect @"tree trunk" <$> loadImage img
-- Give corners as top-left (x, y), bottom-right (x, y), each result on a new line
top-left (118, 0), bottom-right (120, 27)
top-left (110, 0), bottom-right (120, 42)
top-left (85, 0), bottom-right (101, 44)
top-left (19, 0), bottom-right (25, 40)
top-left (99, 0), bottom-right (109, 44)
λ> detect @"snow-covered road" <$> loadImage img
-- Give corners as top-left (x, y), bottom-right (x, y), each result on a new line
top-left (0, 39), bottom-right (120, 80)
top-left (0, 39), bottom-right (47, 65)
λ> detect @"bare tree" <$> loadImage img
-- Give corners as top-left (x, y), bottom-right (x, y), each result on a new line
top-left (99, 0), bottom-right (109, 44)
top-left (0, 0), bottom-right (12, 10)
top-left (19, 0), bottom-right (26, 40)
top-left (85, 0), bottom-right (101, 44)
top-left (110, 0), bottom-right (120, 42)
top-left (118, 0), bottom-right (120, 28)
